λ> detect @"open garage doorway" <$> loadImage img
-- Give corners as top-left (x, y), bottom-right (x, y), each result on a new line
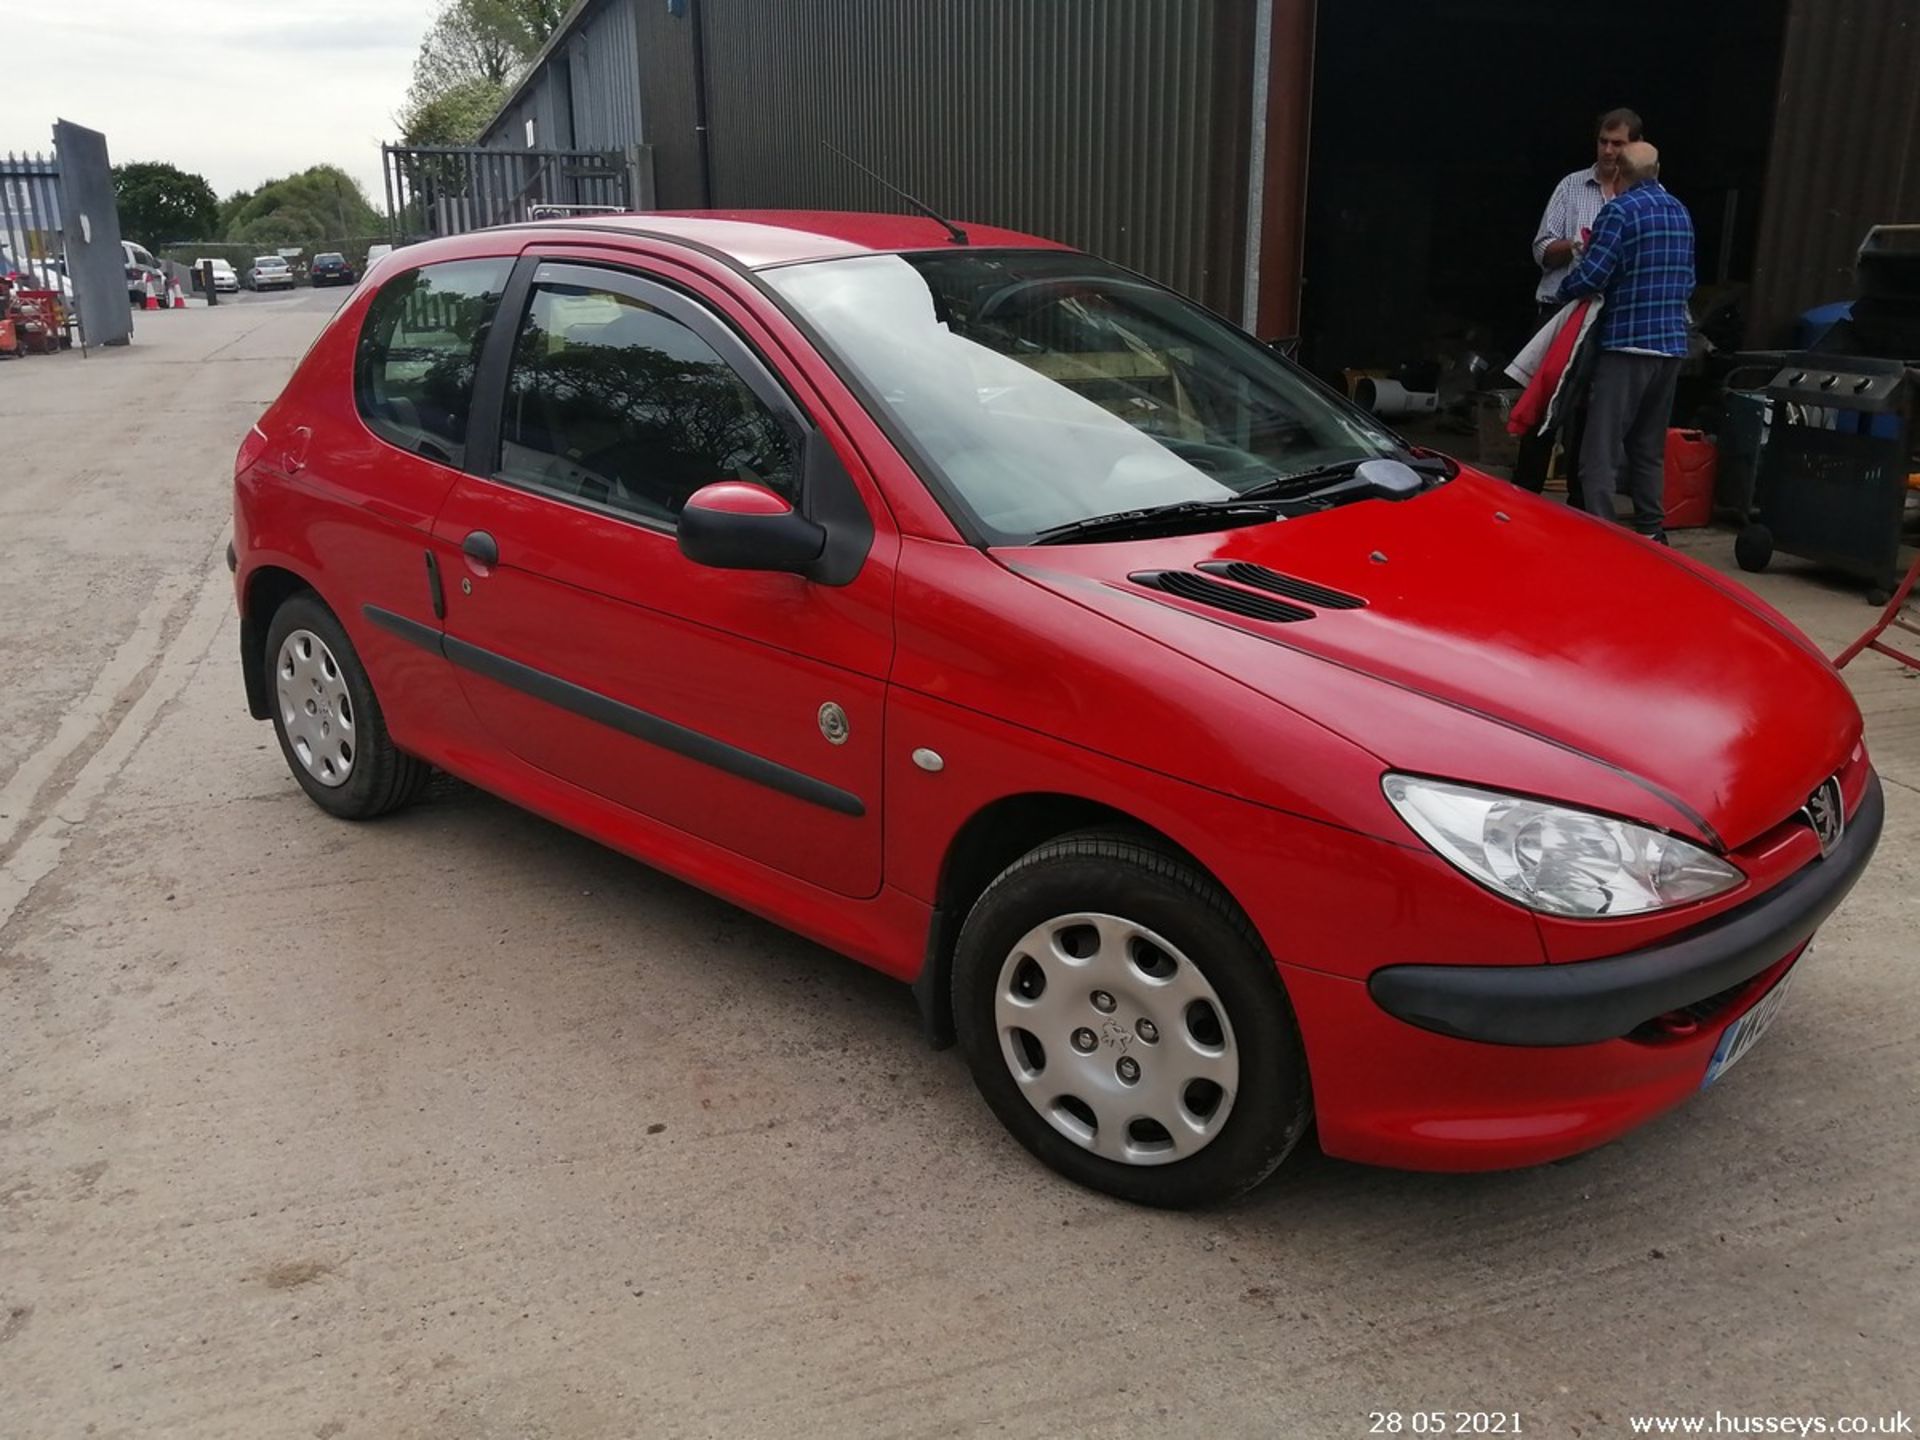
top-left (1298, 0), bottom-right (1789, 384)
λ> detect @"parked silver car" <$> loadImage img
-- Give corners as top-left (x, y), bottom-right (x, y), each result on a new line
top-left (247, 256), bottom-right (295, 291)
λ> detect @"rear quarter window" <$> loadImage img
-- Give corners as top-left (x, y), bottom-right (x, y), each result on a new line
top-left (354, 258), bottom-right (512, 468)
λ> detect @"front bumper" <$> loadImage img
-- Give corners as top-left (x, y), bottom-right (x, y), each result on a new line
top-left (1291, 771), bottom-right (1882, 1171)
top-left (1368, 772), bottom-right (1882, 1046)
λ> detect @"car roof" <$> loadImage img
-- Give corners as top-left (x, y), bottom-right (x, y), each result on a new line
top-left (507, 209), bottom-right (1072, 270)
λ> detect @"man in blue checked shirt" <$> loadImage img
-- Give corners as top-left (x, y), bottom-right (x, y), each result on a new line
top-left (1559, 141), bottom-right (1697, 542)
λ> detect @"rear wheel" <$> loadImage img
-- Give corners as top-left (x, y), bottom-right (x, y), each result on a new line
top-left (952, 831), bottom-right (1311, 1207)
top-left (264, 594), bottom-right (430, 820)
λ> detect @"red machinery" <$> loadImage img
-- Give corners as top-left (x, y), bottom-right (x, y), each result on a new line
top-left (1835, 548), bottom-right (1920, 672)
top-left (0, 277), bottom-right (19, 357)
top-left (0, 277), bottom-right (68, 356)
top-left (11, 288), bottom-right (64, 353)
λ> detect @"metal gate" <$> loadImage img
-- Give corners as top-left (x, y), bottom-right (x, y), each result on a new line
top-left (52, 122), bottom-right (132, 348)
top-left (2, 125), bottom-right (131, 348)
top-left (1, 150), bottom-right (62, 278)
top-left (381, 144), bottom-right (645, 241)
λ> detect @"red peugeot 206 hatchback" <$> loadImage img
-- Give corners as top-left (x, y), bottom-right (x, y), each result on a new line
top-left (231, 212), bottom-right (1881, 1207)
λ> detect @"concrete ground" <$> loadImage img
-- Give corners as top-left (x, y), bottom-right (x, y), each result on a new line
top-left (2, 297), bottom-right (1915, 1440)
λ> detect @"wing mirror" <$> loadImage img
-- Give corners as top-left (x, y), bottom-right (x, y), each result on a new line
top-left (677, 482), bottom-right (826, 576)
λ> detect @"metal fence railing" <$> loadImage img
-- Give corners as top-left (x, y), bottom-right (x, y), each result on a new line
top-left (381, 144), bottom-right (650, 242)
top-left (1, 150), bottom-right (66, 289)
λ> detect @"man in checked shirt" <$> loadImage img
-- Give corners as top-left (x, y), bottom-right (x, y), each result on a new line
top-left (1559, 140), bottom-right (1697, 542)
top-left (1510, 108), bottom-right (1640, 499)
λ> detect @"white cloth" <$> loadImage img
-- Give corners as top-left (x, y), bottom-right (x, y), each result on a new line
top-left (1505, 299), bottom-right (1586, 387)
top-left (1504, 298), bottom-right (1605, 435)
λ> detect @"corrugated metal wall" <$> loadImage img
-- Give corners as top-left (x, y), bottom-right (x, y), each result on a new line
top-left (483, 0), bottom-right (644, 156)
top-left (693, 0), bottom-right (1256, 313)
top-left (632, 0), bottom-right (705, 207)
top-left (571, 0), bottom-right (642, 151)
top-left (480, 0), bottom-right (1257, 310)
top-left (1749, 0), bottom-right (1920, 343)
top-left (489, 84), bottom-right (544, 151)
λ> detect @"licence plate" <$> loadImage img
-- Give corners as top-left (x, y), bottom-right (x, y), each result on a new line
top-left (1701, 972), bottom-right (1794, 1088)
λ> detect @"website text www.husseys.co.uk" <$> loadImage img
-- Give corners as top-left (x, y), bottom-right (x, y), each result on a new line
top-left (1627, 1413), bottom-right (1911, 1436)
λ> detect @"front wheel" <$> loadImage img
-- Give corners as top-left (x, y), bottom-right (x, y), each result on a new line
top-left (264, 594), bottom-right (430, 820)
top-left (952, 831), bottom-right (1311, 1207)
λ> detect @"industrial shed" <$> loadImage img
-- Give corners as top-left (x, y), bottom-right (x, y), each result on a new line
top-left (471, 0), bottom-right (1920, 372)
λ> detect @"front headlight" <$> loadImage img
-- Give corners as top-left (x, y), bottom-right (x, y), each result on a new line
top-left (1382, 775), bottom-right (1742, 918)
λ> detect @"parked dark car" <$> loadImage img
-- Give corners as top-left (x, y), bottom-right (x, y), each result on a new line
top-left (310, 253), bottom-right (357, 288)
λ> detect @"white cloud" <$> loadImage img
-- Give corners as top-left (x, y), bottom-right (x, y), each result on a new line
top-left (1, 0), bottom-right (444, 213)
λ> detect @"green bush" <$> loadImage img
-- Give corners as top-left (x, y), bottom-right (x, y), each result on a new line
top-left (224, 167), bottom-right (383, 245)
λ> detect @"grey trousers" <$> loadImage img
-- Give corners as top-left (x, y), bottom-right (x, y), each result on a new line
top-left (1579, 351), bottom-right (1680, 535)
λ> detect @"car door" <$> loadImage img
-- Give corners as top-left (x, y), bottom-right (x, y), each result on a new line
top-left (306, 254), bottom-right (515, 749)
top-left (429, 256), bottom-right (894, 899)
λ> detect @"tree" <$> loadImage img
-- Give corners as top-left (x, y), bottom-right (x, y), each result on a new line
top-left (482, 0), bottom-right (566, 53)
top-left (112, 161), bottom-right (220, 246)
top-left (217, 188), bottom-right (255, 237)
top-left (226, 166), bottom-right (384, 244)
top-left (397, 0), bottom-right (566, 145)
top-left (411, 0), bottom-right (518, 98)
top-left (400, 76), bottom-right (507, 145)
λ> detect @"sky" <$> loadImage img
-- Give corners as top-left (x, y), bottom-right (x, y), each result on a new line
top-left (2, 0), bottom-right (444, 209)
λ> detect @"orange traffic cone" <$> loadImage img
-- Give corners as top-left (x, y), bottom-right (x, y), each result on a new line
top-left (170, 278), bottom-right (186, 309)
top-left (142, 277), bottom-right (159, 311)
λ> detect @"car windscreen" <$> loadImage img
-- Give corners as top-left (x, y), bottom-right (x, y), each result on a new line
top-left (316, 254), bottom-right (344, 265)
top-left (762, 250), bottom-right (1405, 543)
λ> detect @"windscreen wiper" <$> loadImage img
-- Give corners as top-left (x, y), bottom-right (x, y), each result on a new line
top-left (1235, 455), bottom-right (1450, 503)
top-left (1028, 498), bottom-right (1290, 546)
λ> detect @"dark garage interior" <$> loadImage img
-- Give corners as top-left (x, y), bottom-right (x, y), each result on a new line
top-left (1300, 0), bottom-right (1790, 382)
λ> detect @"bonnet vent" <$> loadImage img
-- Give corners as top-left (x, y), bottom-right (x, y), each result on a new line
top-left (1129, 570), bottom-right (1313, 623)
top-left (1196, 562), bottom-right (1366, 609)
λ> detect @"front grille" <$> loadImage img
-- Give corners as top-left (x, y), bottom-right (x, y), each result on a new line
top-left (1626, 946), bottom-right (1804, 1044)
top-left (1197, 561), bottom-right (1367, 609)
top-left (1129, 570), bottom-right (1313, 623)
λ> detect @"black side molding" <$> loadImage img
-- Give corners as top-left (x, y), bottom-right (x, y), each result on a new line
top-left (363, 605), bottom-right (444, 655)
top-left (360, 605), bottom-right (865, 819)
top-left (1368, 773), bottom-right (1885, 1047)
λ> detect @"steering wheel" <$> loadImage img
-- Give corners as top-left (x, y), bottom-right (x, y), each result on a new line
top-left (1153, 435), bottom-right (1273, 488)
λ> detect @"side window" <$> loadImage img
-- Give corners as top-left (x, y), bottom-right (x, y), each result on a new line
top-left (355, 258), bottom-right (511, 468)
top-left (497, 280), bottom-right (798, 527)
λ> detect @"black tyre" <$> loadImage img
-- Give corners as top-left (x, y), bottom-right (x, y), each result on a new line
top-left (1734, 524), bottom-right (1773, 573)
top-left (263, 593), bottom-right (430, 820)
top-left (952, 830), bottom-right (1311, 1208)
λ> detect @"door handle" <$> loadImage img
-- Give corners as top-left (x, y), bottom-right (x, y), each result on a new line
top-left (462, 530), bottom-right (499, 567)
